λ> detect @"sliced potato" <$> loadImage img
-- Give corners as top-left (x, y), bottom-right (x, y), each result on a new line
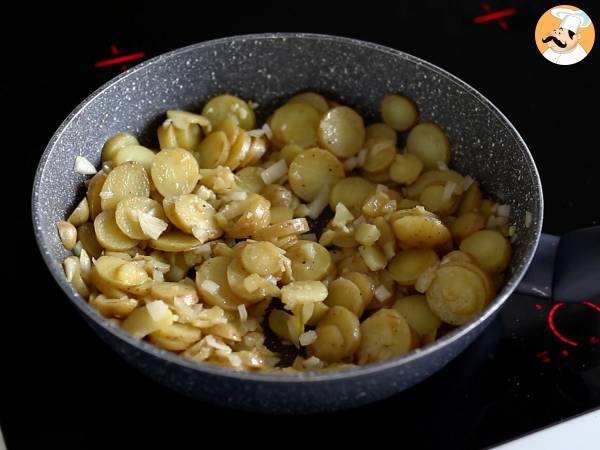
top-left (288, 92), bottom-right (329, 114)
top-left (404, 169), bottom-right (463, 199)
top-left (406, 122), bottom-right (450, 170)
top-left (459, 230), bottom-right (511, 273)
top-left (325, 277), bottom-right (366, 317)
top-left (86, 171), bottom-right (107, 219)
top-left (388, 249), bottom-right (440, 286)
top-left (362, 138), bottom-right (396, 173)
top-left (389, 153), bottom-right (423, 185)
top-left (236, 166), bottom-right (265, 194)
top-left (392, 207), bottom-right (451, 249)
top-left (100, 162), bottom-right (150, 211)
top-left (426, 264), bottom-right (489, 325)
top-left (240, 241), bottom-right (285, 276)
top-left (393, 295), bottom-right (441, 340)
top-left (115, 197), bottom-right (166, 240)
top-left (196, 131), bottom-right (230, 169)
top-left (329, 177), bottom-right (376, 215)
top-left (149, 323), bottom-right (202, 351)
top-left (309, 306), bottom-right (360, 363)
top-left (451, 212), bottom-right (485, 242)
top-left (102, 132), bottom-right (139, 162)
top-left (224, 130), bottom-right (251, 170)
top-left (196, 256), bottom-right (245, 310)
top-left (458, 182), bottom-right (482, 215)
top-left (381, 94), bottom-right (419, 132)
top-left (357, 308), bottom-right (413, 364)
top-left (112, 145), bottom-right (155, 172)
top-left (318, 106), bottom-right (365, 158)
top-left (151, 148), bottom-right (199, 197)
top-left (94, 211), bottom-right (139, 251)
top-left (289, 148), bottom-right (345, 202)
top-left (149, 230), bottom-right (200, 252)
top-left (271, 103), bottom-right (320, 148)
top-left (286, 240), bottom-right (333, 281)
top-left (202, 94), bottom-right (256, 130)
top-left (77, 222), bottom-right (104, 258)
top-left (365, 123), bottom-right (397, 143)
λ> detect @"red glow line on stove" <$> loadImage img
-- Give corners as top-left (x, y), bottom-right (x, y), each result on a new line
top-left (95, 52), bottom-right (145, 68)
top-left (582, 301), bottom-right (600, 313)
top-left (474, 8), bottom-right (517, 24)
top-left (548, 303), bottom-right (578, 347)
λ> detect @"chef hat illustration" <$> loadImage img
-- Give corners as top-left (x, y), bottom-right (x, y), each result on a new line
top-left (551, 7), bottom-right (592, 33)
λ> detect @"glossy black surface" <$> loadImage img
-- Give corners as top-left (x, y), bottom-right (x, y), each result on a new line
top-left (8, 0), bottom-right (600, 448)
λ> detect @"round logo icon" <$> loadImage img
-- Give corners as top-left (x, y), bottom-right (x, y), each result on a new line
top-left (535, 5), bottom-right (594, 65)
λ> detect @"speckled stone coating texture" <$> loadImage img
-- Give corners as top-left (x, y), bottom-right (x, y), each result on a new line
top-left (32, 34), bottom-right (543, 413)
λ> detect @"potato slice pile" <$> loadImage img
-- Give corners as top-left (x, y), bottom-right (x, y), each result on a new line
top-left (59, 92), bottom-right (514, 372)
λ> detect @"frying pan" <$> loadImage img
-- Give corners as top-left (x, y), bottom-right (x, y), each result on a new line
top-left (32, 33), bottom-right (599, 413)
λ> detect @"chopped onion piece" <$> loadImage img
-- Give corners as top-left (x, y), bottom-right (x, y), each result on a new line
top-left (307, 188), bottom-right (330, 219)
top-left (201, 279), bottom-right (220, 294)
top-left (463, 175), bottom-right (475, 190)
top-left (139, 212), bottom-right (168, 240)
top-left (299, 330), bottom-right (317, 346)
top-left (74, 156), bottom-right (97, 175)
top-left (72, 241), bottom-right (83, 257)
top-left (442, 181), bottom-right (457, 202)
top-left (525, 211), bottom-right (532, 228)
top-left (343, 156), bottom-right (358, 171)
top-left (356, 148), bottom-right (368, 167)
top-left (248, 129), bottom-right (265, 138)
top-left (238, 304), bottom-right (248, 322)
top-left (436, 161), bottom-right (448, 171)
top-left (260, 159), bottom-right (287, 185)
top-left (146, 300), bottom-right (171, 322)
top-left (79, 249), bottom-right (91, 274)
top-left (262, 123), bottom-right (273, 140)
top-left (497, 204), bottom-right (511, 218)
top-left (374, 285), bottom-right (391, 302)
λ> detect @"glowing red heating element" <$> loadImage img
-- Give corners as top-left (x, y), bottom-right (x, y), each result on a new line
top-left (474, 2), bottom-right (517, 30)
top-left (547, 301), bottom-right (600, 347)
top-left (95, 44), bottom-right (145, 71)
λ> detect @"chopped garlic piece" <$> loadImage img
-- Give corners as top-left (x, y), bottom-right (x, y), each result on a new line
top-left (74, 156), bottom-right (98, 175)
top-left (307, 188), bottom-right (330, 220)
top-left (332, 203), bottom-right (355, 229)
top-left (146, 300), bottom-right (171, 322)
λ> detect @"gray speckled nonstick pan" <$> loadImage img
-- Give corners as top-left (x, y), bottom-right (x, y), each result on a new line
top-left (32, 33), bottom-right (598, 413)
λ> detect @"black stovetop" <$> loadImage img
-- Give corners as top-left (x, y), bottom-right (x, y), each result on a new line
top-left (9, 1), bottom-right (600, 448)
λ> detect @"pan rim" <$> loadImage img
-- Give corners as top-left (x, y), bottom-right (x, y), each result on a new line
top-left (32, 32), bottom-right (543, 384)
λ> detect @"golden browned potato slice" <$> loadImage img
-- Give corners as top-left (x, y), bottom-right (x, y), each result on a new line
top-left (112, 145), bottom-right (156, 172)
top-left (217, 193), bottom-right (271, 239)
top-left (329, 177), bottom-right (376, 215)
top-left (389, 153), bottom-right (423, 185)
top-left (365, 123), bottom-right (397, 143)
top-left (393, 295), bottom-right (441, 341)
top-left (77, 222), bottom-right (103, 258)
top-left (280, 144), bottom-right (304, 166)
top-left (318, 106), bottom-right (365, 158)
top-left (115, 197), bottom-right (166, 240)
top-left (252, 218), bottom-right (310, 242)
top-left (227, 256), bottom-right (280, 303)
top-left (165, 194), bottom-right (221, 242)
top-left (121, 301), bottom-right (174, 339)
top-left (149, 230), bottom-right (200, 252)
top-left (289, 148), bottom-right (345, 202)
top-left (86, 172), bottom-right (107, 219)
top-left (426, 264), bottom-right (489, 325)
top-left (149, 323), bottom-right (202, 351)
top-left (392, 208), bottom-right (451, 249)
top-left (236, 167), bottom-right (265, 194)
top-left (94, 211), bottom-right (139, 251)
top-left (418, 184), bottom-right (460, 216)
top-left (268, 309), bottom-right (303, 345)
top-left (94, 255), bottom-right (149, 290)
top-left (458, 181), bottom-right (482, 214)
top-left (149, 281), bottom-right (199, 305)
top-left (406, 122), bottom-right (450, 170)
top-left (287, 92), bottom-right (329, 114)
top-left (102, 132), bottom-right (139, 162)
top-left (459, 229), bottom-right (511, 273)
top-left (450, 212), bottom-right (485, 242)
top-left (309, 306), bottom-right (361, 363)
top-left (261, 184), bottom-right (293, 208)
top-left (224, 131), bottom-right (251, 170)
top-left (195, 131), bottom-right (230, 169)
top-left (388, 249), bottom-right (440, 286)
top-left (271, 103), bottom-right (321, 148)
top-left (357, 308), bottom-right (413, 364)
top-left (404, 169), bottom-right (463, 199)
top-left (362, 138), bottom-right (397, 173)
top-left (90, 294), bottom-right (138, 319)
top-left (325, 277), bottom-right (367, 317)
top-left (240, 241), bottom-right (285, 276)
top-left (286, 240), bottom-right (334, 281)
top-left (151, 148), bottom-right (199, 197)
top-left (201, 94), bottom-right (256, 130)
top-left (381, 94), bottom-right (419, 131)
top-left (100, 162), bottom-right (151, 211)
top-left (196, 256), bottom-right (245, 310)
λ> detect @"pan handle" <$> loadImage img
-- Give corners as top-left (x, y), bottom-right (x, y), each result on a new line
top-left (515, 226), bottom-right (600, 302)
